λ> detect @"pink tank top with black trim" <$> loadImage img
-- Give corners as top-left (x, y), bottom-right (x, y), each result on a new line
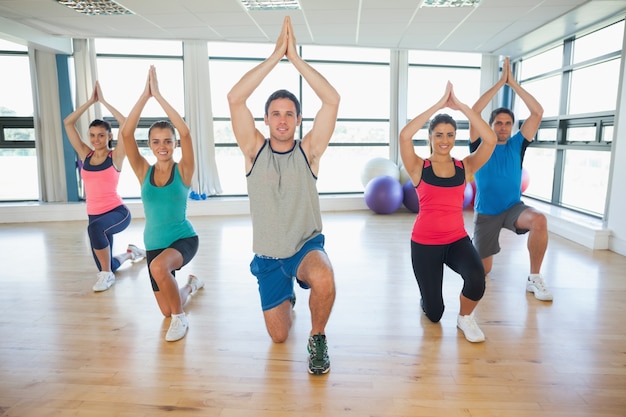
top-left (81, 151), bottom-right (124, 215)
top-left (411, 158), bottom-right (468, 245)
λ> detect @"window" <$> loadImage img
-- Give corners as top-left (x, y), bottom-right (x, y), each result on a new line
top-left (94, 39), bottom-right (185, 198)
top-left (514, 75), bottom-right (561, 119)
top-left (573, 21), bottom-right (625, 64)
top-left (407, 51), bottom-right (481, 163)
top-left (561, 149), bottom-right (610, 215)
top-left (568, 59), bottom-right (620, 115)
top-left (0, 39), bottom-right (37, 201)
top-left (517, 19), bottom-right (622, 216)
top-left (210, 43), bottom-right (393, 195)
top-left (520, 46), bottom-right (563, 79)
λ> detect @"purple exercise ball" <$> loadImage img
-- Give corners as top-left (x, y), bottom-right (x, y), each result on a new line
top-left (402, 180), bottom-right (419, 213)
top-left (463, 182), bottom-right (474, 209)
top-left (364, 175), bottom-right (403, 214)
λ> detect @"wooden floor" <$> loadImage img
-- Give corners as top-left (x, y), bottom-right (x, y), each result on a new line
top-left (1, 209), bottom-right (625, 417)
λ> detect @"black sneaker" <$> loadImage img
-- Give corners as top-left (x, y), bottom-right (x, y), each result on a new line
top-left (307, 334), bottom-right (330, 375)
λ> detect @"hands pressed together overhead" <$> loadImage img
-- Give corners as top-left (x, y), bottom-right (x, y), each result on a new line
top-left (140, 65), bottom-right (163, 100)
top-left (273, 16), bottom-right (299, 62)
top-left (435, 81), bottom-right (464, 112)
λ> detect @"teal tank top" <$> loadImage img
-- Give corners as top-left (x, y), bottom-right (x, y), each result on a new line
top-left (141, 163), bottom-right (196, 250)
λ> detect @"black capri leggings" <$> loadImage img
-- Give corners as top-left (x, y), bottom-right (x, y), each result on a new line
top-left (410, 236), bottom-right (485, 323)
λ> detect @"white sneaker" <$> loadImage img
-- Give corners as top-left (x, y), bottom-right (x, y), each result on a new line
top-left (457, 314), bottom-right (485, 343)
top-left (526, 274), bottom-right (553, 301)
top-left (92, 271), bottom-right (115, 292)
top-left (127, 244), bottom-right (146, 263)
top-left (165, 314), bottom-right (189, 342)
top-left (187, 274), bottom-right (204, 295)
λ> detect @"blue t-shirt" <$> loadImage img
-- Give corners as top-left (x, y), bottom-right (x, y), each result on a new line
top-left (470, 131), bottom-right (528, 215)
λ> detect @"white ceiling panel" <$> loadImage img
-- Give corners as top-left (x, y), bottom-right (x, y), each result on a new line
top-left (0, 0), bottom-right (623, 58)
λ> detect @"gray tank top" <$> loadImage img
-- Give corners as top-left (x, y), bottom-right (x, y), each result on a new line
top-left (246, 139), bottom-right (322, 258)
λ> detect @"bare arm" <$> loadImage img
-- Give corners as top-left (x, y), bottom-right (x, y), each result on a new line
top-left (469, 57), bottom-right (509, 142)
top-left (458, 102), bottom-right (497, 180)
top-left (63, 85), bottom-right (97, 161)
top-left (149, 66), bottom-right (195, 186)
top-left (285, 17), bottom-right (340, 172)
top-left (507, 68), bottom-right (544, 142)
top-left (94, 81), bottom-right (127, 168)
top-left (399, 82), bottom-right (452, 186)
top-left (227, 18), bottom-right (288, 169)
top-left (120, 73), bottom-right (151, 184)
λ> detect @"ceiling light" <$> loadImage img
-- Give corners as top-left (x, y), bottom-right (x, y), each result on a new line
top-left (240, 0), bottom-right (301, 11)
top-left (420, 0), bottom-right (481, 7)
top-left (55, 0), bottom-right (134, 16)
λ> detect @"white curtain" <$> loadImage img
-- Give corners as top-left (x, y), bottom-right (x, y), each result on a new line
top-left (29, 48), bottom-right (67, 202)
top-left (70, 38), bottom-right (98, 199)
top-left (72, 39), bottom-right (99, 145)
top-left (183, 41), bottom-right (222, 196)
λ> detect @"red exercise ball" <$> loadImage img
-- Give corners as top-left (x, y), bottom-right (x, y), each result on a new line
top-left (521, 167), bottom-right (530, 192)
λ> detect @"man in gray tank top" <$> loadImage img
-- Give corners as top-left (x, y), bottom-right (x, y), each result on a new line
top-left (227, 16), bottom-right (340, 375)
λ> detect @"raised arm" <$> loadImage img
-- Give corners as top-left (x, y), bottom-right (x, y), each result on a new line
top-left (227, 17), bottom-right (288, 168)
top-left (120, 72), bottom-right (151, 184)
top-left (456, 96), bottom-right (497, 179)
top-left (470, 57), bottom-right (509, 142)
top-left (399, 82), bottom-right (452, 186)
top-left (148, 66), bottom-right (195, 186)
top-left (94, 81), bottom-right (127, 168)
top-left (285, 17), bottom-right (340, 171)
top-left (63, 84), bottom-right (98, 161)
top-left (506, 66), bottom-right (544, 142)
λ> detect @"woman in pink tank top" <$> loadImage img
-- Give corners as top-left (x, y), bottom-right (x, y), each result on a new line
top-left (399, 82), bottom-right (496, 343)
top-left (63, 82), bottom-right (146, 293)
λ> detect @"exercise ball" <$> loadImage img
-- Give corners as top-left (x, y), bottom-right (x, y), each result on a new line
top-left (364, 176), bottom-right (403, 214)
top-left (463, 182), bottom-right (474, 209)
top-left (402, 179), bottom-right (419, 213)
top-left (361, 157), bottom-right (400, 187)
top-left (399, 165), bottom-right (411, 186)
top-left (521, 167), bottom-right (530, 192)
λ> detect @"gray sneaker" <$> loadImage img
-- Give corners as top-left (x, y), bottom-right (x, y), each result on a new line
top-left (307, 334), bottom-right (330, 374)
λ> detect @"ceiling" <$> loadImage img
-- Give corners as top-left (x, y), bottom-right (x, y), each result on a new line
top-left (0, 0), bottom-right (625, 58)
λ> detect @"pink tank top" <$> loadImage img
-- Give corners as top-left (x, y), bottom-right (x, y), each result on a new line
top-left (81, 151), bottom-right (124, 215)
top-left (411, 159), bottom-right (468, 245)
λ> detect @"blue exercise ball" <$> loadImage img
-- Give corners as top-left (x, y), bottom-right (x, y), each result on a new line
top-left (364, 175), bottom-right (403, 214)
top-left (402, 179), bottom-right (419, 213)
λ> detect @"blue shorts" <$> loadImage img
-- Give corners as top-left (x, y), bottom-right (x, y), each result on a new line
top-left (250, 234), bottom-right (326, 311)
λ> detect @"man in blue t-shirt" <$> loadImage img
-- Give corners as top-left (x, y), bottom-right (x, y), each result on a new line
top-left (469, 57), bottom-right (553, 301)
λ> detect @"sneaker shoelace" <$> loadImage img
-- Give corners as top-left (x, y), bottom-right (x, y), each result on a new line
top-left (466, 316), bottom-right (480, 332)
top-left (170, 317), bottom-right (185, 331)
top-left (96, 273), bottom-right (111, 284)
top-left (310, 335), bottom-right (327, 360)
top-left (532, 277), bottom-right (548, 292)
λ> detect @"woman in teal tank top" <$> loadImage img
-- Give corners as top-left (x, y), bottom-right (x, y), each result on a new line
top-left (121, 66), bottom-right (203, 342)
